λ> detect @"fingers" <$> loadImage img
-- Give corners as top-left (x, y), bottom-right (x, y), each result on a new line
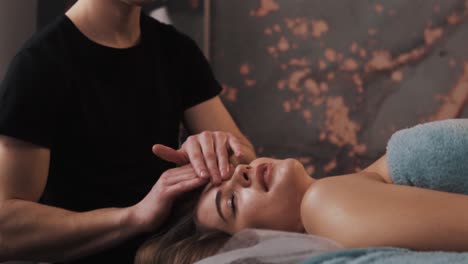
top-left (158, 165), bottom-right (208, 199)
top-left (164, 166), bottom-right (200, 185)
top-left (152, 144), bottom-right (188, 165)
top-left (227, 134), bottom-right (245, 161)
top-left (200, 132), bottom-right (222, 185)
top-left (214, 132), bottom-right (230, 180)
top-left (184, 137), bottom-right (210, 179)
top-left (181, 131), bottom-right (247, 185)
top-left (166, 177), bottom-right (208, 198)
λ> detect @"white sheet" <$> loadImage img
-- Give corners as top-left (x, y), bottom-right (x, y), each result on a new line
top-left (196, 229), bottom-right (343, 264)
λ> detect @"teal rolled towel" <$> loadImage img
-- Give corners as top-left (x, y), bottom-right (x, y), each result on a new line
top-left (387, 119), bottom-right (468, 194)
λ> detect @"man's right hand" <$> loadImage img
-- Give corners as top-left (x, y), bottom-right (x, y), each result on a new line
top-left (129, 165), bottom-right (208, 232)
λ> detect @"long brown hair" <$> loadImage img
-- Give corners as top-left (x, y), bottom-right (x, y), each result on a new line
top-left (135, 189), bottom-right (231, 264)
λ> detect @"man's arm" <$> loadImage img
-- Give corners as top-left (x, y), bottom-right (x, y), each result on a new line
top-left (183, 96), bottom-right (253, 153)
top-left (0, 135), bottom-right (205, 262)
top-left (184, 96), bottom-right (256, 172)
top-left (302, 173), bottom-right (468, 251)
top-left (0, 135), bottom-right (140, 262)
top-left (154, 96), bottom-right (256, 185)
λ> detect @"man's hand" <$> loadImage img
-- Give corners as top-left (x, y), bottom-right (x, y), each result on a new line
top-left (152, 131), bottom-right (249, 185)
top-left (129, 165), bottom-right (207, 232)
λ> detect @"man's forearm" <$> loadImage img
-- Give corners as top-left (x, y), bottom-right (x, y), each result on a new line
top-left (0, 199), bottom-right (141, 262)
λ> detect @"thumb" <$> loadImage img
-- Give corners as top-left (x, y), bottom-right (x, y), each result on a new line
top-left (152, 144), bottom-right (188, 165)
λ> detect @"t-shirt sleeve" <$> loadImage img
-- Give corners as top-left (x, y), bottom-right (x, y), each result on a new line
top-left (175, 34), bottom-right (223, 110)
top-left (0, 50), bottom-right (60, 148)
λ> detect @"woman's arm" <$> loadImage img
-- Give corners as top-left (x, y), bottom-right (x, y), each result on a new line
top-left (301, 173), bottom-right (468, 251)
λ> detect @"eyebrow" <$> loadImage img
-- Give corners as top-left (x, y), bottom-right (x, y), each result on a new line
top-left (215, 190), bottom-right (227, 223)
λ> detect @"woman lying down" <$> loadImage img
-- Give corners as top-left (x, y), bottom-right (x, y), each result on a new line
top-left (135, 118), bottom-right (468, 264)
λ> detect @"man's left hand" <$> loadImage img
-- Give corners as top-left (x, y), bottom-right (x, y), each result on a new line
top-left (152, 131), bottom-right (249, 185)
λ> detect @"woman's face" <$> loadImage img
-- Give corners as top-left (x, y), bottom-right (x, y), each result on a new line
top-left (196, 158), bottom-right (314, 234)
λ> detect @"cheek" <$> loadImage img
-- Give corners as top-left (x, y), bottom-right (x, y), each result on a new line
top-left (237, 191), bottom-right (293, 230)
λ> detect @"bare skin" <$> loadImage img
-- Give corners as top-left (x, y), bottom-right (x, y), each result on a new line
top-left (196, 154), bottom-right (468, 252)
top-left (0, 0), bottom-right (254, 262)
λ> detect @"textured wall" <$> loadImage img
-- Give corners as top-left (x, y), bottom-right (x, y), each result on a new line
top-left (0, 0), bottom-right (37, 82)
top-left (201, 0), bottom-right (468, 178)
top-left (40, 1), bottom-right (468, 178)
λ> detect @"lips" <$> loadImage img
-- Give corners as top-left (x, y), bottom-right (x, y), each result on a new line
top-left (256, 163), bottom-right (273, 192)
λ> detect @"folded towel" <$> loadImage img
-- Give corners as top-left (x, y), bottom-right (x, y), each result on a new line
top-left (301, 247), bottom-right (468, 264)
top-left (386, 119), bottom-right (468, 194)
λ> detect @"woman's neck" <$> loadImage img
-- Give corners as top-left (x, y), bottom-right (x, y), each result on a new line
top-left (66, 0), bottom-right (142, 48)
top-left (298, 175), bottom-right (317, 233)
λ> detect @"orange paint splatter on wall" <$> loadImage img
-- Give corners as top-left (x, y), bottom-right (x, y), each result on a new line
top-left (341, 58), bottom-right (359, 71)
top-left (424, 27), bottom-right (443, 45)
top-left (447, 13), bottom-right (462, 25)
top-left (366, 50), bottom-right (393, 71)
top-left (374, 4), bottom-right (384, 14)
top-left (391, 70), bottom-right (404, 82)
top-left (240, 64), bottom-right (251, 75)
top-left (319, 131), bottom-right (326, 141)
top-left (277, 80), bottom-right (287, 90)
top-left (323, 159), bottom-right (337, 173)
top-left (350, 42), bottom-right (358, 54)
top-left (284, 17), bottom-right (309, 38)
top-left (305, 79), bottom-right (320, 96)
top-left (306, 165), bottom-right (316, 175)
top-left (245, 79), bottom-right (257, 87)
top-left (273, 24), bottom-right (282, 32)
top-left (318, 60), bottom-right (327, 70)
top-left (359, 48), bottom-right (367, 58)
top-left (289, 58), bottom-right (310, 66)
top-left (283, 100), bottom-right (292, 112)
top-left (278, 36), bottom-right (290, 51)
top-left (311, 19), bottom-right (329, 38)
top-left (324, 96), bottom-right (366, 155)
top-left (267, 46), bottom-right (278, 58)
top-left (352, 74), bottom-right (364, 93)
top-left (324, 48), bottom-right (337, 62)
top-left (430, 62), bottom-right (468, 120)
top-left (288, 69), bottom-right (310, 92)
top-left (302, 109), bottom-right (313, 122)
top-left (251, 0), bottom-right (280, 17)
top-left (221, 85), bottom-right (238, 102)
top-left (320, 82), bottom-right (329, 92)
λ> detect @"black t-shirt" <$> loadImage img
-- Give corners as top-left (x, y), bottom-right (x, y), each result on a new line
top-left (0, 14), bottom-right (221, 263)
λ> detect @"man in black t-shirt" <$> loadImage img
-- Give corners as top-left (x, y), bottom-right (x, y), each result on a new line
top-left (0, 0), bottom-right (255, 263)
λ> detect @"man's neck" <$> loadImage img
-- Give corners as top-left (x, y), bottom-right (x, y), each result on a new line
top-left (66, 0), bottom-right (142, 49)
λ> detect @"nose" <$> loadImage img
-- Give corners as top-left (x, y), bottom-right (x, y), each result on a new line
top-left (232, 165), bottom-right (252, 188)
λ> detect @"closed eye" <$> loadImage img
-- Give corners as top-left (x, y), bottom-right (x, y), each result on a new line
top-left (228, 192), bottom-right (237, 217)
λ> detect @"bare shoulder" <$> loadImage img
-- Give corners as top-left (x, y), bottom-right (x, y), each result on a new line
top-left (362, 154), bottom-right (393, 184)
top-left (300, 172), bottom-right (389, 244)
